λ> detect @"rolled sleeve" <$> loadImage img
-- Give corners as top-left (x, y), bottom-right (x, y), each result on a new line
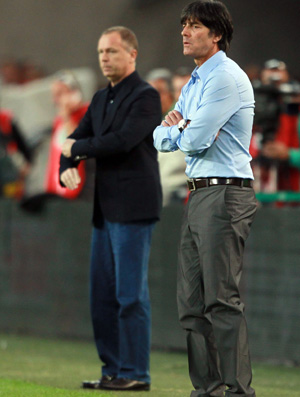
top-left (153, 125), bottom-right (181, 152)
top-left (177, 72), bottom-right (240, 155)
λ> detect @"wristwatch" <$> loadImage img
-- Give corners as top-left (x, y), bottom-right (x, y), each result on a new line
top-left (178, 118), bottom-right (188, 132)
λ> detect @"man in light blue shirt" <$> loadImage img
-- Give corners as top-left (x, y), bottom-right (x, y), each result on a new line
top-left (153, 1), bottom-right (257, 396)
top-left (154, 50), bottom-right (255, 180)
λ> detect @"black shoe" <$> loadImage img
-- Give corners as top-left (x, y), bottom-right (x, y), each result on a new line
top-left (102, 377), bottom-right (150, 391)
top-left (210, 384), bottom-right (226, 396)
top-left (82, 375), bottom-right (115, 389)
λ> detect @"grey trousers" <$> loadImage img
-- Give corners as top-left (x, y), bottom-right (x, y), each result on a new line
top-left (177, 185), bottom-right (257, 397)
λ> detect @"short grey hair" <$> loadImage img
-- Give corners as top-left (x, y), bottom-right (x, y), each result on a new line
top-left (145, 68), bottom-right (173, 93)
top-left (101, 26), bottom-right (138, 51)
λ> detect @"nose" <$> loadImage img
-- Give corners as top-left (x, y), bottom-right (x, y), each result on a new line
top-left (100, 53), bottom-right (108, 63)
top-left (181, 25), bottom-right (190, 37)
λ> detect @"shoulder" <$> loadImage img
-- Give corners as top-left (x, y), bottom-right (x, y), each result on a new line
top-left (131, 79), bottom-right (161, 103)
top-left (126, 72), bottom-right (159, 96)
top-left (86, 87), bottom-right (108, 111)
top-left (207, 58), bottom-right (251, 90)
top-left (91, 87), bottom-right (108, 101)
top-left (127, 79), bottom-right (161, 116)
top-left (222, 58), bottom-right (251, 85)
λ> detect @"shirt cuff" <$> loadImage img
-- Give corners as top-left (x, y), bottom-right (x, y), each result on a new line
top-left (169, 125), bottom-right (181, 144)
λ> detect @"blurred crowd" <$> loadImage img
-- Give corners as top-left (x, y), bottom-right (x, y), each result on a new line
top-left (248, 59), bottom-right (300, 194)
top-left (1, 56), bottom-right (300, 210)
top-left (0, 57), bottom-right (46, 86)
top-left (0, 57), bottom-right (97, 211)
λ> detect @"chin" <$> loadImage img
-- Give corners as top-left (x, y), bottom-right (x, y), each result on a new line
top-left (183, 50), bottom-right (193, 57)
top-left (104, 73), bottom-right (114, 80)
top-left (183, 47), bottom-right (192, 54)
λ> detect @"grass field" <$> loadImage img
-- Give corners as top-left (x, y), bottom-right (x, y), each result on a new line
top-left (0, 334), bottom-right (299, 396)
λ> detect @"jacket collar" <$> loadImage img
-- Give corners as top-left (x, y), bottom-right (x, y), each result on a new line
top-left (101, 71), bottom-right (141, 133)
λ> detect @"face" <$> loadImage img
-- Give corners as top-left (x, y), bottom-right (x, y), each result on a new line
top-left (51, 81), bottom-right (72, 106)
top-left (261, 69), bottom-right (289, 86)
top-left (51, 81), bottom-right (81, 110)
top-left (181, 19), bottom-right (221, 66)
top-left (97, 32), bottom-right (137, 86)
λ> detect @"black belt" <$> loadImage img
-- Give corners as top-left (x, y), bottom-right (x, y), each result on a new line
top-left (187, 177), bottom-right (253, 191)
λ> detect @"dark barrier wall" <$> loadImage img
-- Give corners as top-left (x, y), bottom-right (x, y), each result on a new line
top-left (1, 198), bottom-right (300, 364)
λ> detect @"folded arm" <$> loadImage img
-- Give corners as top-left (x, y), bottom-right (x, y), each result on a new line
top-left (154, 72), bottom-right (240, 155)
top-left (70, 89), bottom-right (161, 160)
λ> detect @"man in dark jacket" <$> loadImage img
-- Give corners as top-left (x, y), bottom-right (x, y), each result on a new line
top-left (59, 26), bottom-right (162, 392)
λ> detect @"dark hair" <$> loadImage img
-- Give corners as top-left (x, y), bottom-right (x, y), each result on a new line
top-left (101, 26), bottom-right (139, 51)
top-left (181, 1), bottom-right (233, 53)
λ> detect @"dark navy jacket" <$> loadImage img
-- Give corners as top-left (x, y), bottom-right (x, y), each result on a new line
top-left (59, 71), bottom-right (162, 226)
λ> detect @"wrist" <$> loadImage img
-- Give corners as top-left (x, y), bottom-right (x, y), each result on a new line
top-left (177, 118), bottom-right (188, 133)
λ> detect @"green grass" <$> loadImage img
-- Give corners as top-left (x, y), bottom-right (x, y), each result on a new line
top-left (0, 334), bottom-right (299, 396)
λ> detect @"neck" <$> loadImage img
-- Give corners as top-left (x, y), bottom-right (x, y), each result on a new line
top-left (110, 68), bottom-right (135, 87)
top-left (194, 47), bottom-right (220, 67)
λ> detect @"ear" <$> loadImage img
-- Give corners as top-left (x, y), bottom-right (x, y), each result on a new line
top-left (213, 34), bottom-right (222, 44)
top-left (129, 49), bottom-right (138, 63)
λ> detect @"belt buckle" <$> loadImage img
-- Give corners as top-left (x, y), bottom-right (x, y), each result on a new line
top-left (208, 178), bottom-right (218, 186)
top-left (188, 178), bottom-right (196, 191)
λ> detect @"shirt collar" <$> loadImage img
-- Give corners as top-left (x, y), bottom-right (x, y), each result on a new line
top-left (192, 50), bottom-right (226, 83)
top-left (108, 71), bottom-right (138, 96)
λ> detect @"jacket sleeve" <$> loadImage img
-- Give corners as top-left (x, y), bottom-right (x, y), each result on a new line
top-left (59, 103), bottom-right (93, 175)
top-left (70, 88), bottom-right (161, 160)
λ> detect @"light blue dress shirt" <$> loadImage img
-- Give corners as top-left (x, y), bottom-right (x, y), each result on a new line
top-left (153, 51), bottom-right (255, 179)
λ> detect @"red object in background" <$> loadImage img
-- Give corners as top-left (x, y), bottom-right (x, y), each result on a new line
top-left (45, 105), bottom-right (88, 199)
top-left (0, 110), bottom-right (17, 153)
top-left (250, 112), bottom-right (300, 193)
top-left (0, 110), bottom-right (12, 132)
top-left (275, 113), bottom-right (299, 148)
top-left (249, 130), bottom-right (261, 159)
top-left (275, 113), bottom-right (299, 191)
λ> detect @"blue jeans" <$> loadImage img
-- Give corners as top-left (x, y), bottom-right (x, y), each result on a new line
top-left (90, 219), bottom-right (155, 383)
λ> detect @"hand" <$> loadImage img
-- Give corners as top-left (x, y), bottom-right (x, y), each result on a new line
top-left (162, 110), bottom-right (183, 127)
top-left (262, 141), bottom-right (289, 160)
top-left (60, 168), bottom-right (81, 190)
top-left (61, 138), bottom-right (76, 158)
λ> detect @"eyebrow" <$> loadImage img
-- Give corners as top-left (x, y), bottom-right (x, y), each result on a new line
top-left (97, 46), bottom-right (116, 52)
top-left (184, 20), bottom-right (202, 25)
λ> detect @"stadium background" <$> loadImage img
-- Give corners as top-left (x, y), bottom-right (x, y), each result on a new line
top-left (1, 0), bottom-right (299, 83)
top-left (1, 0), bottom-right (300, 368)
